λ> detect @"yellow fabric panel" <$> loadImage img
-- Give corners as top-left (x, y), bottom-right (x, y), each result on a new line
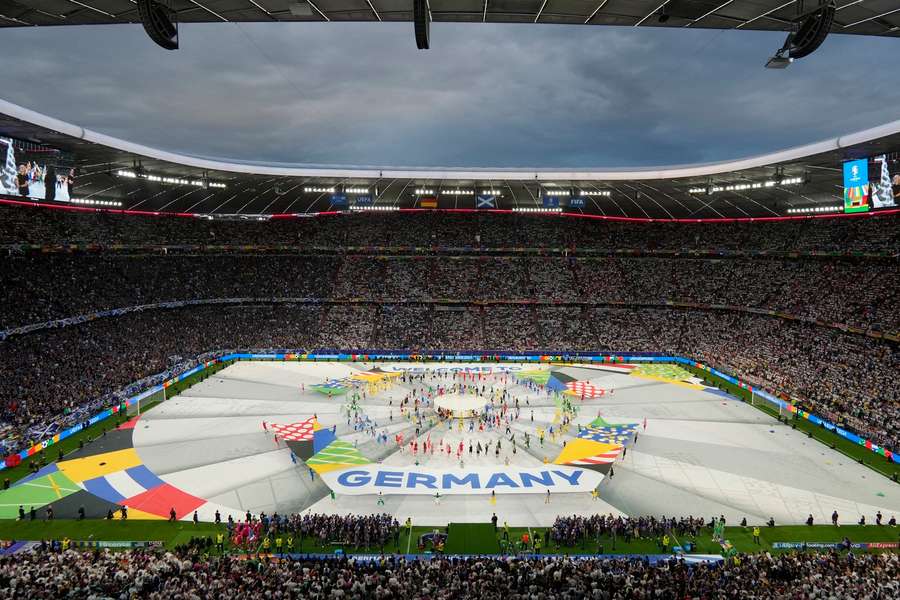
top-left (630, 373), bottom-right (704, 390)
top-left (553, 439), bottom-right (621, 465)
top-left (308, 462), bottom-right (356, 475)
top-left (122, 508), bottom-right (167, 520)
top-left (57, 449), bottom-right (143, 483)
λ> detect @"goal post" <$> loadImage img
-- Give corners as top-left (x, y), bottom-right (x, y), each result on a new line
top-left (779, 402), bottom-right (794, 421)
top-left (750, 389), bottom-right (791, 421)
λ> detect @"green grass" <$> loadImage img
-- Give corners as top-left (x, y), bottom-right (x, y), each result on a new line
top-left (1, 520), bottom-right (898, 556)
top-left (444, 523), bottom-right (498, 554)
top-left (0, 519), bottom-right (223, 549)
top-left (681, 363), bottom-right (900, 481)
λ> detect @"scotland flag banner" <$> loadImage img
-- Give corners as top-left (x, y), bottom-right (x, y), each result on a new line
top-left (476, 195), bottom-right (496, 209)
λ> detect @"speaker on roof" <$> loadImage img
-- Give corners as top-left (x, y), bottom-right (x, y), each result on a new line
top-left (414, 0), bottom-right (430, 50)
top-left (787, 1), bottom-right (836, 59)
top-left (137, 0), bottom-right (179, 51)
top-left (766, 1), bottom-right (834, 67)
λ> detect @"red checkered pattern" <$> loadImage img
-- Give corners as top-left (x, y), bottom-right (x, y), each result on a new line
top-left (566, 381), bottom-right (605, 398)
top-left (269, 418), bottom-right (316, 441)
top-left (569, 448), bottom-right (622, 465)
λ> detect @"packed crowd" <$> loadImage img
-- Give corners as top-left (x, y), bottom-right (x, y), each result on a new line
top-left (0, 547), bottom-right (897, 599)
top-left (550, 515), bottom-right (708, 548)
top-left (0, 254), bottom-right (900, 332)
top-left (1, 304), bottom-right (896, 457)
top-left (2, 203), bottom-right (898, 253)
top-left (2, 254), bottom-right (897, 333)
top-left (293, 513), bottom-right (400, 550)
top-left (0, 207), bottom-right (896, 460)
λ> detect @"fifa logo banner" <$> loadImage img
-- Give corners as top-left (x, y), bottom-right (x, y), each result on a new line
top-left (842, 159), bottom-right (870, 213)
top-left (321, 465), bottom-right (603, 496)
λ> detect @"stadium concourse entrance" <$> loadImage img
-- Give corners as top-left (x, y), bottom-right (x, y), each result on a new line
top-left (3, 359), bottom-right (898, 527)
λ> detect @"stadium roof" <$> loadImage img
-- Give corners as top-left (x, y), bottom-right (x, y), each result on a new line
top-left (1, 1), bottom-right (898, 37)
top-left (3, 98), bottom-right (900, 219)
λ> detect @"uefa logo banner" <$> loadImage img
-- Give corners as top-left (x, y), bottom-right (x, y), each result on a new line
top-left (842, 158), bottom-right (870, 213)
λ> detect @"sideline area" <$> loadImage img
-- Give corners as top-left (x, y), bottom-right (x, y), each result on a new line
top-left (2, 520), bottom-right (898, 556)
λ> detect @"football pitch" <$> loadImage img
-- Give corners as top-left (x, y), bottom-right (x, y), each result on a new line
top-left (1, 360), bottom-right (898, 528)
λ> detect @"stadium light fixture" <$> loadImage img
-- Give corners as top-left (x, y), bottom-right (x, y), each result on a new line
top-left (116, 169), bottom-right (225, 188)
top-left (543, 190), bottom-right (570, 196)
top-left (350, 205), bottom-right (399, 211)
top-left (414, 188), bottom-right (434, 195)
top-left (344, 187), bottom-right (369, 194)
top-left (481, 189), bottom-right (503, 196)
top-left (513, 207), bottom-right (563, 213)
top-left (68, 198), bottom-right (123, 207)
top-left (787, 205), bottom-right (841, 214)
top-left (304, 186), bottom-right (335, 193)
top-left (442, 190), bottom-right (474, 195)
top-left (579, 190), bottom-right (611, 196)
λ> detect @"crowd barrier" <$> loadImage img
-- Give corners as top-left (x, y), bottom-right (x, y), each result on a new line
top-left (2, 351), bottom-right (896, 472)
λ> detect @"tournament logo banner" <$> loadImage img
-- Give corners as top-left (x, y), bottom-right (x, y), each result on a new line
top-left (842, 158), bottom-right (870, 213)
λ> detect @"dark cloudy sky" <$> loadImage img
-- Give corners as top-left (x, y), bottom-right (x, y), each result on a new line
top-left (1, 22), bottom-right (898, 168)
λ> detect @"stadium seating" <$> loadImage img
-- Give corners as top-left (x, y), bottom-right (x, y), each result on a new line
top-left (0, 207), bottom-right (897, 460)
top-left (0, 541), bottom-right (896, 599)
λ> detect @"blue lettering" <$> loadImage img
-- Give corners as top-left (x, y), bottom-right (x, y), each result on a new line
top-left (406, 473), bottom-right (438, 489)
top-left (375, 471), bottom-right (404, 488)
top-left (336, 470), bottom-right (371, 487)
top-left (485, 473), bottom-right (520, 489)
top-left (552, 469), bottom-right (583, 486)
top-left (519, 471), bottom-right (554, 488)
top-left (441, 473), bottom-right (481, 489)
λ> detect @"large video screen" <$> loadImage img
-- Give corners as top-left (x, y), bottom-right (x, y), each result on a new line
top-left (842, 155), bottom-right (899, 213)
top-left (0, 137), bottom-right (74, 202)
top-left (842, 158), bottom-right (869, 213)
top-left (870, 154), bottom-right (899, 209)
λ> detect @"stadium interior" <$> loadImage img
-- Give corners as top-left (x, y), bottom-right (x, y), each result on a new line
top-left (1, 10), bottom-right (900, 598)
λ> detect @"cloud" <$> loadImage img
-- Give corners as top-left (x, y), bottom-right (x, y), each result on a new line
top-left (0, 22), bottom-right (897, 168)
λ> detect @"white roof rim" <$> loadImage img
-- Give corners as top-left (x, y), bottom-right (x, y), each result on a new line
top-left (3, 98), bottom-right (900, 182)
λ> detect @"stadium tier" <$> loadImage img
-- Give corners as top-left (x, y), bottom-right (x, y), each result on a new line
top-left (1, 205), bottom-right (898, 472)
top-left (1, 548), bottom-right (898, 599)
